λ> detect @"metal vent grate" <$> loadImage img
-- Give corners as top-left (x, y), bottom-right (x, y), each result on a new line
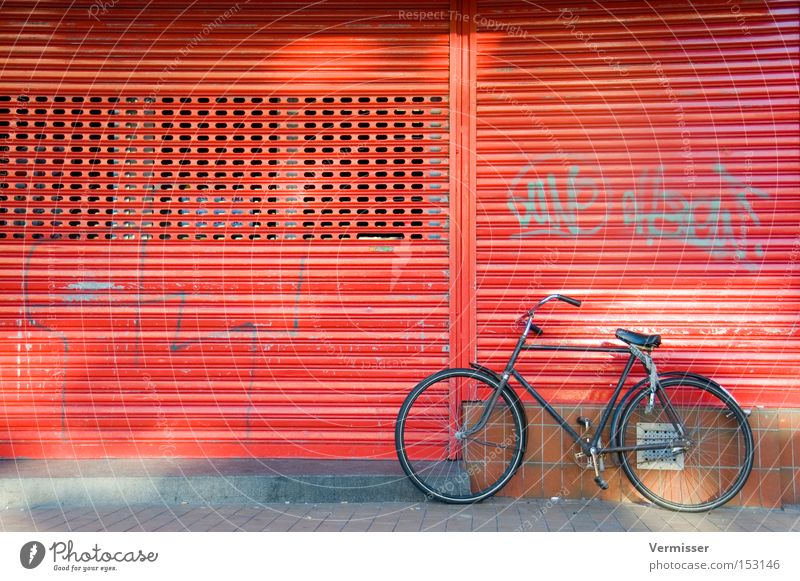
top-left (636, 422), bottom-right (684, 471)
top-left (0, 95), bottom-right (448, 242)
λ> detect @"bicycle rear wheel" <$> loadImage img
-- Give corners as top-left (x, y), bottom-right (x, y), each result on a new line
top-left (395, 368), bottom-right (526, 503)
top-left (615, 376), bottom-right (753, 512)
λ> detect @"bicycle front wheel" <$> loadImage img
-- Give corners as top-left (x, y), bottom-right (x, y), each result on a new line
top-left (616, 376), bottom-right (754, 512)
top-left (395, 368), bottom-right (527, 503)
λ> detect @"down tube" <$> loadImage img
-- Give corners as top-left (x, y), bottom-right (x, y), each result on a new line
top-left (511, 370), bottom-right (587, 452)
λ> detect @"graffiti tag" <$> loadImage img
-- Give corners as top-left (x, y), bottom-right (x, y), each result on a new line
top-left (508, 157), bottom-right (770, 270)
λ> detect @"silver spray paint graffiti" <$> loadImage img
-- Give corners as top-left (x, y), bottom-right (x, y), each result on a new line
top-left (507, 155), bottom-right (770, 270)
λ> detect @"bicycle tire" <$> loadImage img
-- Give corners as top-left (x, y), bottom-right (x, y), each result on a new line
top-left (395, 368), bottom-right (527, 503)
top-left (614, 376), bottom-right (754, 512)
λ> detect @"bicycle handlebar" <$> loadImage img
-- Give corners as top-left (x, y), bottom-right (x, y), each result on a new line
top-left (534, 293), bottom-right (582, 311)
top-left (515, 294), bottom-right (582, 332)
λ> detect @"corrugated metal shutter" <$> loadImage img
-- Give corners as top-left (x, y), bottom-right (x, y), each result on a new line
top-left (0, 0), bottom-right (451, 457)
top-left (474, 1), bottom-right (799, 406)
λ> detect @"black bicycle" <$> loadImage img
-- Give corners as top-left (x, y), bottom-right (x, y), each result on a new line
top-left (395, 294), bottom-right (754, 512)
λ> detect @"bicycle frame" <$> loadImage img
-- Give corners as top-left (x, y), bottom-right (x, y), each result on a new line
top-left (460, 308), bottom-right (688, 457)
top-left (513, 349), bottom-right (654, 457)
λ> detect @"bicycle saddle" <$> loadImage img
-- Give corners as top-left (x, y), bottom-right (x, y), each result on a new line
top-left (615, 328), bottom-right (661, 348)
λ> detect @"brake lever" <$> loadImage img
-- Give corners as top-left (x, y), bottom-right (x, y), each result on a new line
top-left (513, 314), bottom-right (529, 331)
top-left (513, 314), bottom-right (543, 336)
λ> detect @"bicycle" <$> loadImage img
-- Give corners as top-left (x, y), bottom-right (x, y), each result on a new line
top-left (395, 294), bottom-right (754, 512)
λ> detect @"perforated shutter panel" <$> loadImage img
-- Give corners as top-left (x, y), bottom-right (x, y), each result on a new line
top-left (0, 1), bottom-right (451, 458)
top-left (475, 1), bottom-right (799, 406)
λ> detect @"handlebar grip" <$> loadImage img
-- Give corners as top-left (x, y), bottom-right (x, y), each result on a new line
top-left (557, 294), bottom-right (582, 307)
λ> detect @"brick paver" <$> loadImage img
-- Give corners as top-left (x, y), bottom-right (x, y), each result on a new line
top-left (1, 499), bottom-right (798, 532)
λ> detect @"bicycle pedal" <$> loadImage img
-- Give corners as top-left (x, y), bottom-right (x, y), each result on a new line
top-left (573, 450), bottom-right (591, 470)
top-left (593, 476), bottom-right (609, 490)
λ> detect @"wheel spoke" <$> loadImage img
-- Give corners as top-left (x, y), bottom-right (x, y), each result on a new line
top-left (467, 437), bottom-right (512, 449)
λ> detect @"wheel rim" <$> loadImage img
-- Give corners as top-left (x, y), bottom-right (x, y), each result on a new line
top-left (397, 372), bottom-right (524, 502)
top-left (619, 381), bottom-right (753, 510)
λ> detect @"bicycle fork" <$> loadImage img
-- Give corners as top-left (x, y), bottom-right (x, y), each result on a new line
top-left (454, 368), bottom-right (511, 441)
top-left (455, 320), bottom-right (532, 440)
top-left (630, 345), bottom-right (691, 445)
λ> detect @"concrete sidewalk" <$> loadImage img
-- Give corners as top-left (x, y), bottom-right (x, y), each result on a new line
top-left (2, 499), bottom-right (798, 532)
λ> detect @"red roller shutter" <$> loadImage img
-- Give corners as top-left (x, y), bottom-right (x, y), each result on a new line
top-left (0, 1), bottom-right (451, 458)
top-left (474, 1), bottom-right (799, 407)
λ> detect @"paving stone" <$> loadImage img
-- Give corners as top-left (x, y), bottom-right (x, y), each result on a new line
top-left (289, 513), bottom-right (327, 532)
top-left (1, 500), bottom-right (799, 532)
top-left (236, 512), bottom-right (283, 532)
top-left (444, 513), bottom-right (472, 532)
top-left (471, 513), bottom-right (498, 532)
top-left (313, 504), bottom-right (357, 532)
top-left (204, 512), bottom-right (255, 532)
top-left (264, 504), bottom-right (318, 531)
top-left (367, 518), bottom-right (397, 532)
top-left (340, 517), bottom-right (374, 532)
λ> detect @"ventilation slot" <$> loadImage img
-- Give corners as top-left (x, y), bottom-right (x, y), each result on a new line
top-left (0, 95), bottom-right (449, 242)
